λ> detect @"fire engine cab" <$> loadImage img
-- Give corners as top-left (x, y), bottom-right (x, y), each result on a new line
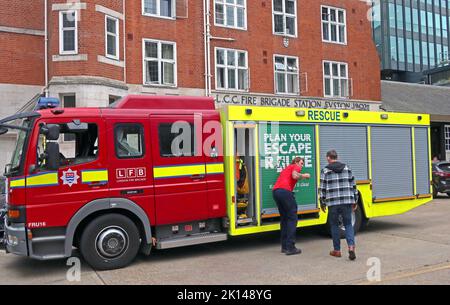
top-left (1, 95), bottom-right (433, 270)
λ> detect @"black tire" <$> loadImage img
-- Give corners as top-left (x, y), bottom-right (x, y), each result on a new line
top-left (80, 214), bottom-right (140, 270)
top-left (447, 192), bottom-right (450, 198)
top-left (323, 205), bottom-right (362, 239)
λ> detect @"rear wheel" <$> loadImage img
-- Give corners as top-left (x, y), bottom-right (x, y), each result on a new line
top-left (80, 214), bottom-right (140, 270)
top-left (433, 185), bottom-right (438, 198)
top-left (323, 205), bottom-right (362, 239)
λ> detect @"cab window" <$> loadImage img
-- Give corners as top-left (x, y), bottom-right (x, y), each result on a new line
top-left (37, 122), bottom-right (98, 169)
top-left (114, 124), bottom-right (144, 158)
top-left (158, 123), bottom-right (195, 157)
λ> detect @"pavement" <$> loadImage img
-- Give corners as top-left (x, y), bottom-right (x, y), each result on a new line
top-left (1, 196), bottom-right (450, 285)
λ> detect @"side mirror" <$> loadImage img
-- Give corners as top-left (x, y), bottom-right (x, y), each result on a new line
top-left (4, 164), bottom-right (11, 176)
top-left (45, 142), bottom-right (60, 171)
top-left (40, 124), bottom-right (60, 141)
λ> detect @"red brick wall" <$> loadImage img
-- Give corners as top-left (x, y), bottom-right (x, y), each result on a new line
top-left (0, 0), bottom-right (44, 30)
top-left (0, 0), bottom-right (380, 101)
top-left (0, 0), bottom-right (45, 86)
top-left (0, 33), bottom-right (45, 86)
top-left (48, 0), bottom-right (125, 81)
top-left (210, 0), bottom-right (381, 101)
top-left (125, 0), bottom-right (205, 88)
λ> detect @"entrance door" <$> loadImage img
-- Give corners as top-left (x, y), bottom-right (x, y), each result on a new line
top-left (150, 114), bottom-right (208, 226)
top-left (431, 125), bottom-right (442, 160)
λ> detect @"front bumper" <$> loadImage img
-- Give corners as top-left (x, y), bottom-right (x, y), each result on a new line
top-left (4, 218), bottom-right (28, 256)
top-left (436, 181), bottom-right (450, 193)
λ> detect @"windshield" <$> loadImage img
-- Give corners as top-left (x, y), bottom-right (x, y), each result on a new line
top-left (7, 119), bottom-right (31, 175)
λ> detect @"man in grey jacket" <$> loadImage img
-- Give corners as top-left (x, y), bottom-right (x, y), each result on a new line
top-left (319, 150), bottom-right (358, 261)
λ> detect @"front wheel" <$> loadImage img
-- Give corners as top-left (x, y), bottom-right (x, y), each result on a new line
top-left (80, 214), bottom-right (141, 270)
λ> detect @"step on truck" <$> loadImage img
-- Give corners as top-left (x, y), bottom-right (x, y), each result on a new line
top-left (0, 95), bottom-right (433, 270)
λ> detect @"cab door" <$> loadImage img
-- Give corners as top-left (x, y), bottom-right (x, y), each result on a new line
top-left (25, 117), bottom-right (108, 228)
top-left (106, 119), bottom-right (155, 225)
top-left (150, 114), bottom-right (208, 225)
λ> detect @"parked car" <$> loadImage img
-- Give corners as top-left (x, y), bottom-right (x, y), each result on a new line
top-left (432, 162), bottom-right (450, 198)
top-left (0, 176), bottom-right (5, 244)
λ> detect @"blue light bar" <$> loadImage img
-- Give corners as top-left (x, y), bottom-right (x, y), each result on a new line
top-left (35, 97), bottom-right (60, 110)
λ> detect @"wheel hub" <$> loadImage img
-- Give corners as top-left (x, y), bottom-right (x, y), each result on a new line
top-left (96, 227), bottom-right (129, 259)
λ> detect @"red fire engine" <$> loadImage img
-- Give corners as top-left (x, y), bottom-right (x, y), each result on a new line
top-left (1, 95), bottom-right (432, 270)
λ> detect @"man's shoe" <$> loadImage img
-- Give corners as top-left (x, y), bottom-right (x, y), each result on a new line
top-left (285, 248), bottom-right (302, 256)
top-left (329, 250), bottom-right (342, 258)
top-left (349, 250), bottom-right (356, 261)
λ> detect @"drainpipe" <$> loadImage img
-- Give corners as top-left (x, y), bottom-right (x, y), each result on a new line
top-left (123, 0), bottom-right (127, 85)
top-left (44, 0), bottom-right (49, 97)
top-left (203, 0), bottom-right (211, 96)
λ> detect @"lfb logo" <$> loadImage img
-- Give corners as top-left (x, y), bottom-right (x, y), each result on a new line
top-left (61, 169), bottom-right (79, 187)
top-left (116, 168), bottom-right (147, 180)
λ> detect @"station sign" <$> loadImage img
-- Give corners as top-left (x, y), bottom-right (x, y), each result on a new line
top-left (214, 92), bottom-right (381, 112)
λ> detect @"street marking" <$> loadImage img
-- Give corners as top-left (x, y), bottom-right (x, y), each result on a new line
top-left (357, 262), bottom-right (450, 285)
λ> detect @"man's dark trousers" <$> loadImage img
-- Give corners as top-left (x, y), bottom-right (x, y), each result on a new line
top-left (273, 189), bottom-right (298, 251)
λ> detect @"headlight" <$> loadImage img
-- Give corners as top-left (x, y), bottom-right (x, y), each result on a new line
top-left (7, 234), bottom-right (18, 246)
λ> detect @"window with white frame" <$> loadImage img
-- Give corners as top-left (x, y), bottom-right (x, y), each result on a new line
top-left (322, 6), bottom-right (346, 44)
top-left (59, 11), bottom-right (78, 54)
top-left (143, 39), bottom-right (176, 86)
top-left (273, 0), bottom-right (297, 37)
top-left (445, 125), bottom-right (450, 152)
top-left (142, 0), bottom-right (175, 18)
top-left (323, 61), bottom-right (349, 98)
top-left (274, 55), bottom-right (299, 94)
top-left (216, 48), bottom-right (249, 91)
top-left (106, 16), bottom-right (119, 59)
top-left (215, 0), bottom-right (247, 29)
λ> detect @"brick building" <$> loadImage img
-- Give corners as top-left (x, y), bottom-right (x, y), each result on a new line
top-left (0, 0), bottom-right (382, 170)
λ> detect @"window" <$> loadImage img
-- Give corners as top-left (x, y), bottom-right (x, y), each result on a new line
top-left (321, 6), bottom-right (346, 44)
top-left (143, 39), bottom-right (176, 86)
top-left (323, 61), bottom-right (349, 98)
top-left (106, 16), bottom-right (119, 60)
top-left (445, 125), bottom-right (450, 151)
top-left (273, 0), bottom-right (297, 37)
top-left (109, 95), bottom-right (121, 105)
top-left (216, 48), bottom-right (249, 91)
top-left (38, 122), bottom-right (98, 169)
top-left (215, 0), bottom-right (246, 29)
top-left (62, 95), bottom-right (76, 141)
top-left (274, 55), bottom-right (299, 94)
top-left (115, 124), bottom-right (144, 158)
top-left (142, 0), bottom-right (175, 18)
top-left (59, 11), bottom-right (78, 54)
top-left (158, 123), bottom-right (195, 157)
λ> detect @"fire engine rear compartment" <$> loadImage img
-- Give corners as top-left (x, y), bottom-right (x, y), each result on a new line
top-left (223, 106), bottom-right (433, 237)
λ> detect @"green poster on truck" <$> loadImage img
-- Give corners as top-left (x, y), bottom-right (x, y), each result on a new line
top-left (259, 123), bottom-right (317, 216)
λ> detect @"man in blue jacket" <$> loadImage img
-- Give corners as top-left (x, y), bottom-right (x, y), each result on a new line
top-left (319, 150), bottom-right (358, 261)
